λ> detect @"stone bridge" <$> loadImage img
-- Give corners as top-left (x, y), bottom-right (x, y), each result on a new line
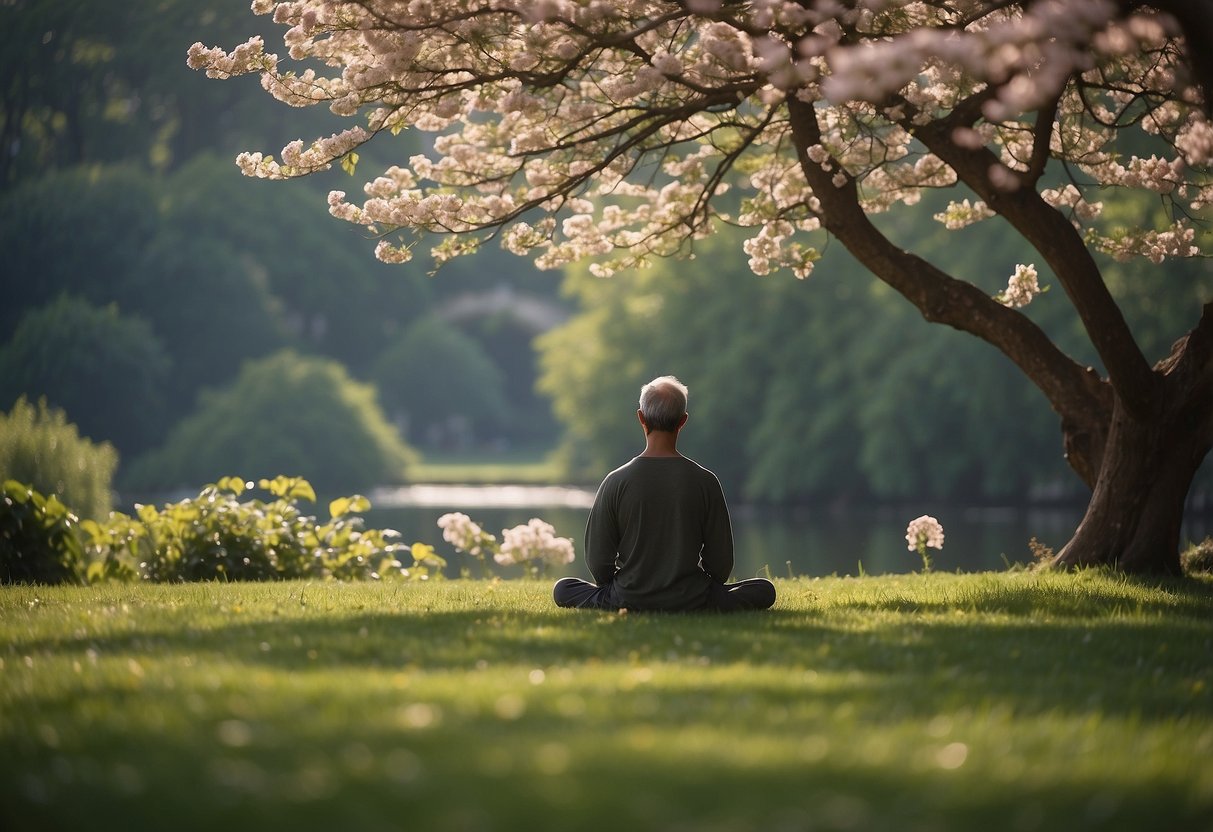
top-left (432, 284), bottom-right (569, 334)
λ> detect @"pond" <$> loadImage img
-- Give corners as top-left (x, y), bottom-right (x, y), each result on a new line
top-left (366, 484), bottom-right (1213, 579)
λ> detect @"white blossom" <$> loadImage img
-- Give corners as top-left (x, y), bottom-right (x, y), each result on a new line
top-left (437, 512), bottom-right (497, 557)
top-left (905, 515), bottom-right (945, 552)
top-left (188, 0), bottom-right (1210, 281)
top-left (496, 519), bottom-right (576, 567)
top-left (998, 264), bottom-right (1044, 309)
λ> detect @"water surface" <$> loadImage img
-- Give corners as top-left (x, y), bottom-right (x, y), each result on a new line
top-left (365, 485), bottom-right (1213, 578)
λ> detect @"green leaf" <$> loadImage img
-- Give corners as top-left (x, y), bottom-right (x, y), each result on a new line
top-left (329, 496), bottom-right (351, 519)
top-left (289, 479), bottom-right (317, 502)
top-left (411, 542), bottom-right (446, 569)
top-left (216, 476), bottom-right (247, 495)
top-left (340, 152), bottom-right (360, 176)
top-left (259, 476), bottom-right (315, 502)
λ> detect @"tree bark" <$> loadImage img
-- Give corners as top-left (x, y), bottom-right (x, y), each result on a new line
top-left (1057, 376), bottom-right (1213, 574)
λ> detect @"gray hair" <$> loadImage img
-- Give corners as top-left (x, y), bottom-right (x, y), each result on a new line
top-left (639, 375), bottom-right (688, 432)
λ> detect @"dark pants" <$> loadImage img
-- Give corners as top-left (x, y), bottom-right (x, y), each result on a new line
top-left (553, 576), bottom-right (776, 612)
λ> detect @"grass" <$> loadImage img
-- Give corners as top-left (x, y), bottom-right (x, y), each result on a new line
top-left (408, 448), bottom-right (572, 485)
top-left (2, 571), bottom-right (1212, 832)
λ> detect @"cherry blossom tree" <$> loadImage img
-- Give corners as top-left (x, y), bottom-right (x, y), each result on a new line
top-left (190, 0), bottom-right (1213, 574)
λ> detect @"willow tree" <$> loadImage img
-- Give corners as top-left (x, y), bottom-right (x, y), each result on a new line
top-left (190, 0), bottom-right (1213, 573)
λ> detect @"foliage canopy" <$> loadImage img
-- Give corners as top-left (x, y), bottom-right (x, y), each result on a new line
top-left (127, 350), bottom-right (417, 493)
top-left (0, 397), bottom-right (117, 520)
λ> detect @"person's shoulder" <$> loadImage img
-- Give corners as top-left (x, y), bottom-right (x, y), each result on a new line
top-left (678, 455), bottom-right (720, 480)
top-left (601, 457), bottom-right (642, 485)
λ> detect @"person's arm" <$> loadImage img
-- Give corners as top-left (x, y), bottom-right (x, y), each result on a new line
top-left (700, 474), bottom-right (734, 583)
top-left (584, 478), bottom-right (620, 586)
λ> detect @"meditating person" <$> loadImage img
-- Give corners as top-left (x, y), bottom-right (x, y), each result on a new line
top-left (553, 375), bottom-right (776, 612)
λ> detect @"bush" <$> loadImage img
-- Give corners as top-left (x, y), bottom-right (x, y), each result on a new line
top-left (0, 480), bottom-right (84, 584)
top-left (84, 476), bottom-right (425, 582)
top-left (126, 350), bottom-right (417, 493)
top-left (0, 397), bottom-right (117, 519)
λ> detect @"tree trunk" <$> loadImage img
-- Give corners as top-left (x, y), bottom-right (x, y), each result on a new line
top-left (1056, 378), bottom-right (1212, 574)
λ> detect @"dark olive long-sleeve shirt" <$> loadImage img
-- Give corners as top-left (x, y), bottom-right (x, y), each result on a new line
top-left (584, 455), bottom-right (734, 611)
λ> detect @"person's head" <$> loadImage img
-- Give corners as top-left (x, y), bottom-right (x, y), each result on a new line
top-left (638, 375), bottom-right (688, 434)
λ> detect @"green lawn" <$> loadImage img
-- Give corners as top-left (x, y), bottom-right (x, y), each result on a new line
top-left (2, 572), bottom-right (1211, 831)
top-left (409, 449), bottom-right (570, 485)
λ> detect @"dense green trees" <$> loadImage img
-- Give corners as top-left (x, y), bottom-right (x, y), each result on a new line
top-left (0, 297), bottom-right (170, 456)
top-left (540, 206), bottom-right (1213, 505)
top-left (127, 351), bottom-right (416, 492)
top-left (0, 398), bottom-right (117, 519)
top-left (0, 165), bottom-right (287, 408)
top-left (1, 1), bottom-right (555, 493)
top-left (374, 317), bottom-right (510, 448)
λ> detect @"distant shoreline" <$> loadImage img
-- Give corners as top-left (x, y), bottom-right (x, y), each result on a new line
top-left (370, 483), bottom-right (597, 509)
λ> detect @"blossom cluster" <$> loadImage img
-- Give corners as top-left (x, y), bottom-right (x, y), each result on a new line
top-left (997, 264), bottom-right (1044, 309)
top-left (933, 198), bottom-right (995, 230)
top-left (436, 512), bottom-right (575, 572)
top-left (905, 515), bottom-right (945, 574)
top-left (905, 515), bottom-right (945, 552)
top-left (187, 0), bottom-right (1212, 284)
top-left (437, 512), bottom-right (497, 558)
top-left (496, 518), bottom-right (576, 568)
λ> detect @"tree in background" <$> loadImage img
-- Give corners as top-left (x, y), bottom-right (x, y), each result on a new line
top-left (191, 1), bottom-right (1213, 574)
top-left (538, 216), bottom-right (1075, 505)
top-left (163, 154), bottom-right (434, 375)
top-left (0, 165), bottom-right (288, 425)
top-left (0, 296), bottom-right (171, 457)
top-left (0, 398), bottom-right (117, 520)
top-left (0, 0), bottom-right (352, 186)
top-left (126, 350), bottom-right (416, 493)
top-left (373, 317), bottom-right (510, 449)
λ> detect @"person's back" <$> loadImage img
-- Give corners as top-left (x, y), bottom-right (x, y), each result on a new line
top-left (553, 375), bottom-right (775, 613)
top-left (587, 455), bottom-right (732, 611)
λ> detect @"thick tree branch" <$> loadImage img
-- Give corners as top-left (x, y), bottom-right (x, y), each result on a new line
top-left (786, 96), bottom-right (1111, 472)
top-left (910, 107), bottom-right (1161, 420)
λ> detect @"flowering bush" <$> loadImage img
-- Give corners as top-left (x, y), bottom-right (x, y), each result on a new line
top-left (437, 512), bottom-right (498, 559)
top-left (905, 515), bottom-right (946, 573)
top-left (437, 512), bottom-right (575, 577)
top-left (497, 518), bottom-right (577, 570)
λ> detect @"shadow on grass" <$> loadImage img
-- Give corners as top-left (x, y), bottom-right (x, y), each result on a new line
top-left (11, 578), bottom-right (1212, 724)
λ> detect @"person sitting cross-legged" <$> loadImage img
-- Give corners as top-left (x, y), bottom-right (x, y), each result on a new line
top-left (553, 375), bottom-right (776, 613)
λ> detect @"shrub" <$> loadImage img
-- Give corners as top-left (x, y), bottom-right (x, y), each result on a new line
top-left (126, 350), bottom-right (417, 493)
top-left (82, 476), bottom-right (443, 583)
top-left (0, 397), bottom-right (117, 519)
top-left (0, 480), bottom-right (84, 584)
